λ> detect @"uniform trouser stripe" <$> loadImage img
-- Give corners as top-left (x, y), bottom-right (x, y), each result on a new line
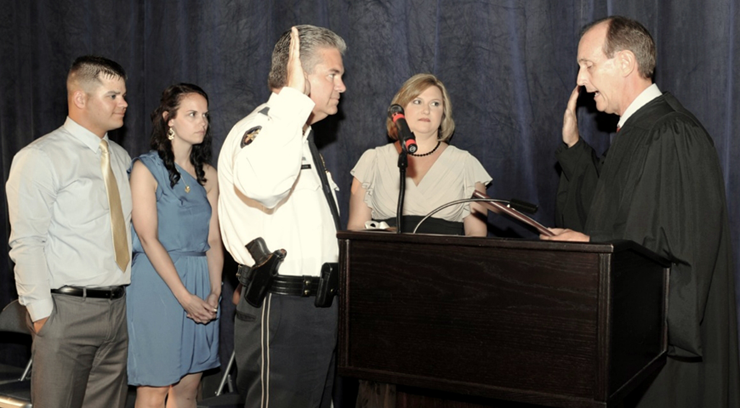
top-left (261, 294), bottom-right (272, 408)
top-left (235, 292), bottom-right (337, 407)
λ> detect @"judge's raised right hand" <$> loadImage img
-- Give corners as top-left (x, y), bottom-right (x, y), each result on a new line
top-left (562, 85), bottom-right (581, 147)
top-left (286, 26), bottom-right (310, 95)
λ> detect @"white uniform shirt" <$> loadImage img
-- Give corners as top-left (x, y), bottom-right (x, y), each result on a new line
top-left (7, 117), bottom-right (133, 321)
top-left (218, 87), bottom-right (340, 277)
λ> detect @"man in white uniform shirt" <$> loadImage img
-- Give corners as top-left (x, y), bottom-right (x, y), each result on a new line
top-left (218, 25), bottom-right (346, 408)
top-left (6, 55), bottom-right (132, 407)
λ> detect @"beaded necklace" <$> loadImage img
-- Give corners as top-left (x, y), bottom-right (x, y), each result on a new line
top-left (409, 140), bottom-right (441, 157)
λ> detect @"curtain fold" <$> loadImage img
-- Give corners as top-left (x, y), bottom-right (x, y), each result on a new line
top-left (2, 0), bottom-right (739, 374)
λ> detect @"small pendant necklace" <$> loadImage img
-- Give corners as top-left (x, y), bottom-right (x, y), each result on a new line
top-left (179, 165), bottom-right (192, 193)
top-left (409, 140), bottom-right (441, 157)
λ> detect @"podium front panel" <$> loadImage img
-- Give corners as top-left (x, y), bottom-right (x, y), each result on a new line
top-left (337, 232), bottom-right (667, 408)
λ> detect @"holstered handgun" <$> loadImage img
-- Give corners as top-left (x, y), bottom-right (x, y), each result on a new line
top-left (240, 237), bottom-right (286, 307)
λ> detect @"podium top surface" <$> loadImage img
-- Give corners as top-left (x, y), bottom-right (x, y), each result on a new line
top-left (337, 231), bottom-right (669, 266)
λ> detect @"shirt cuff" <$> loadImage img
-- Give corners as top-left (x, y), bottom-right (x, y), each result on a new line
top-left (270, 87), bottom-right (315, 126)
top-left (25, 298), bottom-right (53, 322)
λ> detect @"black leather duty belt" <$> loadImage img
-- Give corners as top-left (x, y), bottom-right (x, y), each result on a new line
top-left (51, 286), bottom-right (125, 299)
top-left (269, 275), bottom-right (320, 297)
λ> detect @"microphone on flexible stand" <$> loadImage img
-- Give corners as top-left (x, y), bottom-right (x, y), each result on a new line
top-left (411, 192), bottom-right (552, 236)
top-left (388, 104), bottom-right (418, 154)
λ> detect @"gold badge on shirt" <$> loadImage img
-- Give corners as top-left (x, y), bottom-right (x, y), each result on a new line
top-left (241, 126), bottom-right (261, 148)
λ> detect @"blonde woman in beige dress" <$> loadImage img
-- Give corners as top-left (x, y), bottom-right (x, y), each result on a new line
top-left (348, 73), bottom-right (492, 408)
top-left (349, 73), bottom-right (491, 237)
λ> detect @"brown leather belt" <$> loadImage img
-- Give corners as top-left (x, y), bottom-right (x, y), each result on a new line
top-left (51, 286), bottom-right (125, 299)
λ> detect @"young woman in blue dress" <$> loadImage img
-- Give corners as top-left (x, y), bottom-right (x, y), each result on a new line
top-left (127, 83), bottom-right (223, 407)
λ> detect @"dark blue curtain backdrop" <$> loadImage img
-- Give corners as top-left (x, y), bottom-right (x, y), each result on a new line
top-left (1, 0), bottom-right (739, 374)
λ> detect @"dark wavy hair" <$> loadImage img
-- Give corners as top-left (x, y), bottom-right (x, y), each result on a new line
top-left (150, 83), bottom-right (212, 188)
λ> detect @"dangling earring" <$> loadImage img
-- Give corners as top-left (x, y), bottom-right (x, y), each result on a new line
top-left (167, 127), bottom-right (175, 140)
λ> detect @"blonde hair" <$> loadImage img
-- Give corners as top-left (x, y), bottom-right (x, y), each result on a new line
top-left (386, 73), bottom-right (455, 142)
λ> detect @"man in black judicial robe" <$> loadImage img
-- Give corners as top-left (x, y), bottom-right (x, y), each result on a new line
top-left (541, 16), bottom-right (740, 408)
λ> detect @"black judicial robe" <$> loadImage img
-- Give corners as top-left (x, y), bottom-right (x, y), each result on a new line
top-left (555, 93), bottom-right (740, 408)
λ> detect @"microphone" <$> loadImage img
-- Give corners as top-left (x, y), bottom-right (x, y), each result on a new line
top-left (388, 104), bottom-right (418, 154)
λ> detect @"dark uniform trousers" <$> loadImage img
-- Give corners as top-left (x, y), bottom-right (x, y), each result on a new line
top-left (235, 291), bottom-right (338, 408)
top-left (28, 293), bottom-right (128, 408)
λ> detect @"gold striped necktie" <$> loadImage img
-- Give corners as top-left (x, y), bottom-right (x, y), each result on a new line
top-left (99, 139), bottom-right (129, 272)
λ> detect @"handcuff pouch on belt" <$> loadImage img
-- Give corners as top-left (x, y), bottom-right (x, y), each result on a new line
top-left (238, 237), bottom-right (286, 308)
top-left (314, 262), bottom-right (339, 308)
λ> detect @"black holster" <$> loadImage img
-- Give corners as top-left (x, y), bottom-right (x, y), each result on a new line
top-left (237, 237), bottom-right (286, 308)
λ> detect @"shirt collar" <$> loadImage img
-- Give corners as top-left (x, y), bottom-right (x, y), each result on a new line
top-left (618, 83), bottom-right (662, 128)
top-left (268, 91), bottom-right (280, 106)
top-left (63, 117), bottom-right (109, 152)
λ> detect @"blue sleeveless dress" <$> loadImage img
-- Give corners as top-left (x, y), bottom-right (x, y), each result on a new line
top-left (126, 151), bottom-right (220, 386)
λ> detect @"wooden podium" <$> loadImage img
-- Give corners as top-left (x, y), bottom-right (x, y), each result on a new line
top-left (337, 231), bottom-right (669, 408)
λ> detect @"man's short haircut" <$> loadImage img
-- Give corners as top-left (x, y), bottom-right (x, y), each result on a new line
top-left (582, 16), bottom-right (656, 79)
top-left (267, 25), bottom-right (346, 90)
top-left (67, 55), bottom-right (127, 93)
top-left (386, 73), bottom-right (456, 142)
